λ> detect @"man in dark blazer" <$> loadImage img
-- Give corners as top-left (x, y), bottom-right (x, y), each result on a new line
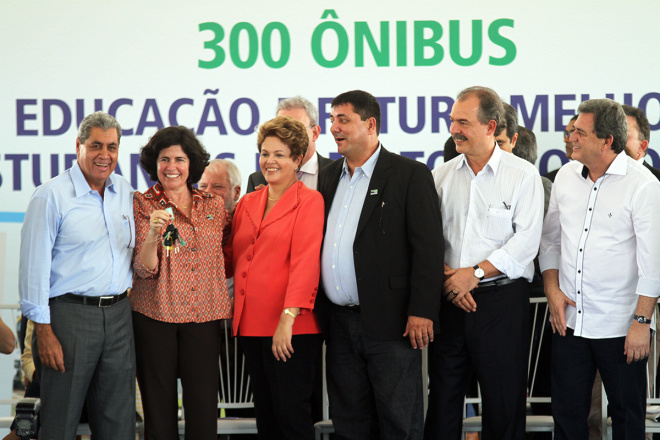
top-left (316, 90), bottom-right (444, 440)
top-left (246, 95), bottom-right (334, 193)
top-left (623, 104), bottom-right (660, 181)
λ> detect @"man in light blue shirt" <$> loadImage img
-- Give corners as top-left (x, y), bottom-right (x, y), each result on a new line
top-left (316, 90), bottom-right (444, 440)
top-left (19, 111), bottom-right (136, 440)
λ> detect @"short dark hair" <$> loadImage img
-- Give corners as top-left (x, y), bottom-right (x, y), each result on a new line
top-left (139, 126), bottom-right (210, 184)
top-left (444, 136), bottom-right (459, 162)
top-left (502, 103), bottom-right (518, 141)
top-left (622, 104), bottom-right (651, 143)
top-left (513, 127), bottom-right (538, 165)
top-left (331, 90), bottom-right (381, 135)
top-left (456, 86), bottom-right (506, 137)
top-left (577, 99), bottom-right (628, 154)
top-left (257, 115), bottom-right (309, 161)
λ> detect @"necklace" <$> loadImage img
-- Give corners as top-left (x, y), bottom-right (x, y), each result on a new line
top-left (267, 195), bottom-right (280, 201)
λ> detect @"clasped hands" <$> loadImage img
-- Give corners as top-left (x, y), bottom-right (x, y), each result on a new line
top-left (443, 264), bottom-right (479, 313)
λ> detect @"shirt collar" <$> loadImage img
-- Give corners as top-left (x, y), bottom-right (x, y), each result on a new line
top-left (300, 151), bottom-right (319, 175)
top-left (144, 182), bottom-right (204, 208)
top-left (456, 143), bottom-right (502, 175)
top-left (340, 144), bottom-right (382, 179)
top-left (580, 151), bottom-right (628, 179)
top-left (70, 161), bottom-right (117, 197)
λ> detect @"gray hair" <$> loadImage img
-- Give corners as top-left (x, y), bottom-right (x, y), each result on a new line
top-left (577, 99), bottom-right (628, 154)
top-left (513, 127), bottom-right (538, 165)
top-left (276, 95), bottom-right (319, 126)
top-left (77, 111), bottom-right (122, 144)
top-left (207, 159), bottom-right (242, 190)
top-left (457, 86), bottom-right (506, 137)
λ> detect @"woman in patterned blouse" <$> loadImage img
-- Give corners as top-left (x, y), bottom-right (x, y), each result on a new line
top-left (131, 126), bottom-right (231, 440)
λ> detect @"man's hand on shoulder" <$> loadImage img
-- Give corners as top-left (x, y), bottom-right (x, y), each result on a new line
top-left (403, 316), bottom-right (434, 349)
top-left (35, 323), bottom-right (65, 372)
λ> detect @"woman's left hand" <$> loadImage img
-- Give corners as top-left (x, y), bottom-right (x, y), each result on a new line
top-left (272, 311), bottom-right (296, 361)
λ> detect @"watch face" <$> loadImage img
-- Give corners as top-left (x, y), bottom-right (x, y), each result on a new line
top-left (475, 268), bottom-right (485, 278)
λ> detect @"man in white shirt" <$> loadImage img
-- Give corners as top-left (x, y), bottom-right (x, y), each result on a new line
top-left (540, 98), bottom-right (660, 439)
top-left (424, 86), bottom-right (544, 440)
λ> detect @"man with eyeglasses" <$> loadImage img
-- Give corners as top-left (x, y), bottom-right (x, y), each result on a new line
top-left (19, 112), bottom-right (136, 440)
top-left (540, 98), bottom-right (660, 439)
top-left (545, 114), bottom-right (578, 182)
top-left (247, 95), bottom-right (334, 192)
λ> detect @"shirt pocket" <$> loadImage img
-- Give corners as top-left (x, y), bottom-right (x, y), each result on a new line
top-left (484, 207), bottom-right (513, 243)
top-left (122, 215), bottom-right (135, 249)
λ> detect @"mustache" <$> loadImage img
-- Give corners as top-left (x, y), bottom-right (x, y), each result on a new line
top-left (452, 134), bottom-right (467, 142)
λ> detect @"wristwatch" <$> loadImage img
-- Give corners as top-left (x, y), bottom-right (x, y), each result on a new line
top-left (473, 265), bottom-right (485, 281)
top-left (283, 308), bottom-right (298, 319)
top-left (634, 315), bottom-right (651, 324)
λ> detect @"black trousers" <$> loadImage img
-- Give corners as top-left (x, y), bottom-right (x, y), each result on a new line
top-left (424, 279), bottom-right (530, 440)
top-left (133, 312), bottom-right (221, 440)
top-left (326, 306), bottom-right (425, 440)
top-left (239, 333), bottom-right (323, 440)
top-left (551, 329), bottom-right (648, 440)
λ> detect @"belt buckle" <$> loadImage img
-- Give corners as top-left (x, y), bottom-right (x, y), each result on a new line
top-left (98, 296), bottom-right (114, 307)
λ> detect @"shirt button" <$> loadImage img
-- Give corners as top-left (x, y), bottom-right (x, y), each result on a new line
top-left (578, 291), bottom-right (580, 294)
top-left (579, 249), bottom-right (582, 252)
top-left (241, 289), bottom-right (245, 295)
top-left (584, 229), bottom-right (587, 232)
top-left (247, 255), bottom-right (252, 261)
top-left (589, 208), bottom-right (592, 211)
top-left (251, 239), bottom-right (255, 245)
top-left (578, 270), bottom-right (581, 273)
top-left (242, 272), bottom-right (247, 278)
top-left (594, 187), bottom-right (597, 191)
top-left (578, 310), bottom-right (581, 314)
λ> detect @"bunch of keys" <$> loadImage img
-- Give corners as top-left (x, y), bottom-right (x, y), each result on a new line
top-left (162, 207), bottom-right (187, 257)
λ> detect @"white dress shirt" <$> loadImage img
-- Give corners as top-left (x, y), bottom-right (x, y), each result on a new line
top-left (539, 153), bottom-right (660, 338)
top-left (299, 152), bottom-right (319, 190)
top-left (433, 147), bottom-right (544, 282)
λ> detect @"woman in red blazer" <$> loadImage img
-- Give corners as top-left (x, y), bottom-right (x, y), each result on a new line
top-left (225, 115), bottom-right (324, 440)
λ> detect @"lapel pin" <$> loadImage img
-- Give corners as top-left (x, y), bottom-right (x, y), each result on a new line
top-left (370, 189), bottom-right (378, 196)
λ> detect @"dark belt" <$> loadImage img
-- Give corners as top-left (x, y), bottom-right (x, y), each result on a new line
top-left (50, 291), bottom-right (128, 307)
top-left (331, 302), bottom-right (361, 313)
top-left (473, 277), bottom-right (519, 293)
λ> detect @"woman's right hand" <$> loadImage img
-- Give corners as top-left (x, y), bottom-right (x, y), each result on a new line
top-left (148, 210), bottom-right (172, 237)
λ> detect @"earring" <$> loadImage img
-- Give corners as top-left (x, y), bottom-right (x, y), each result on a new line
top-left (295, 166), bottom-right (300, 172)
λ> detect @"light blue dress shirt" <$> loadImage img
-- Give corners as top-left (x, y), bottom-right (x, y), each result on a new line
top-left (19, 161), bottom-right (135, 324)
top-left (321, 146), bottom-right (381, 306)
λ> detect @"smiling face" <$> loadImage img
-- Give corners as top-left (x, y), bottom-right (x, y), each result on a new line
top-left (198, 163), bottom-right (239, 211)
top-left (156, 145), bottom-right (190, 192)
top-left (259, 136), bottom-right (301, 186)
top-left (449, 95), bottom-right (496, 158)
top-left (569, 113), bottom-right (609, 168)
top-left (76, 127), bottom-right (119, 193)
top-left (329, 103), bottom-right (375, 161)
